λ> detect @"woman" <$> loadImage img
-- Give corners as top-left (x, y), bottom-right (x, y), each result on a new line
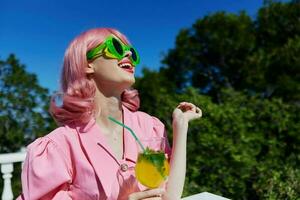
top-left (17, 28), bottom-right (202, 200)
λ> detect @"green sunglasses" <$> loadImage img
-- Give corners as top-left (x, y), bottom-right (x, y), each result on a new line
top-left (86, 35), bottom-right (140, 66)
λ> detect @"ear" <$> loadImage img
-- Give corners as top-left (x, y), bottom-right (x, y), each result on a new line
top-left (85, 63), bottom-right (95, 74)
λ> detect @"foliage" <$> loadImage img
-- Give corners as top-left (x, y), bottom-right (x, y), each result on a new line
top-left (255, 166), bottom-right (300, 199)
top-left (0, 54), bottom-right (56, 153)
top-left (182, 88), bottom-right (300, 199)
top-left (161, 1), bottom-right (300, 103)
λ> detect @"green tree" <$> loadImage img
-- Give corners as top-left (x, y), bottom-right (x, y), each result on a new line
top-left (0, 54), bottom-right (56, 153)
top-left (161, 1), bottom-right (300, 103)
top-left (254, 1), bottom-right (300, 101)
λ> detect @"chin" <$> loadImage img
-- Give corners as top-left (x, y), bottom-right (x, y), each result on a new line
top-left (124, 78), bottom-right (135, 88)
top-left (119, 76), bottom-right (135, 89)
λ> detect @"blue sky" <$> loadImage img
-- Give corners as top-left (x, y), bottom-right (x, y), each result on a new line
top-left (1, 0), bottom-right (272, 93)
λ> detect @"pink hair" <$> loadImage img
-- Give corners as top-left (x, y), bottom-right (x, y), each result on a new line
top-left (50, 28), bottom-right (140, 126)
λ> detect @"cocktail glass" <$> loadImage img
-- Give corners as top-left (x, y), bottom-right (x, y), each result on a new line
top-left (135, 138), bottom-right (170, 188)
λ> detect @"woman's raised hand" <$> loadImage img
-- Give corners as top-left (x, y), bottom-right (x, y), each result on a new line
top-left (172, 102), bottom-right (202, 124)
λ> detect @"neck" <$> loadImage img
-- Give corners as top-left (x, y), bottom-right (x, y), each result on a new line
top-left (94, 85), bottom-right (124, 131)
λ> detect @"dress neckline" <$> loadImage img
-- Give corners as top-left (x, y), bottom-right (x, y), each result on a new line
top-left (94, 105), bottom-right (130, 164)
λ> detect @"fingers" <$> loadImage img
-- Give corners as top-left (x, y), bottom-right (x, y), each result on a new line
top-left (128, 188), bottom-right (165, 200)
top-left (195, 106), bottom-right (202, 117)
top-left (177, 102), bottom-right (198, 113)
top-left (175, 102), bottom-right (202, 120)
top-left (177, 102), bottom-right (195, 110)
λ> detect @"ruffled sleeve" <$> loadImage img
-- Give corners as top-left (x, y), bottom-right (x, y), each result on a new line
top-left (152, 116), bottom-right (172, 158)
top-left (19, 137), bottom-right (72, 200)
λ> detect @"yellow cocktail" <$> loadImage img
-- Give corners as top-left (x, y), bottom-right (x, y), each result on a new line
top-left (135, 147), bottom-right (170, 188)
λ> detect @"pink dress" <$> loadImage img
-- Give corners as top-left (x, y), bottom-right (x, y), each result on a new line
top-left (17, 105), bottom-right (171, 200)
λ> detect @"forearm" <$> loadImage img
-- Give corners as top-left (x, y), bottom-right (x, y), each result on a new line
top-left (164, 119), bottom-right (189, 200)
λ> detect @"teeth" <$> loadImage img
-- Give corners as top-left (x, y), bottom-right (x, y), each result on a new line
top-left (119, 63), bottom-right (132, 68)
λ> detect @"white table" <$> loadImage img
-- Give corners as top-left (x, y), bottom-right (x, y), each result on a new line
top-left (182, 192), bottom-right (230, 200)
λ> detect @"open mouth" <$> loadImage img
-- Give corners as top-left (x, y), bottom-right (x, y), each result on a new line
top-left (118, 62), bottom-right (134, 73)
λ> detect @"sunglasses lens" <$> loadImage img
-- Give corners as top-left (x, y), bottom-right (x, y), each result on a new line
top-left (112, 38), bottom-right (123, 56)
top-left (130, 48), bottom-right (137, 62)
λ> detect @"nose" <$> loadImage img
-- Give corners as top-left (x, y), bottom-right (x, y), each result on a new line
top-left (124, 50), bottom-right (132, 58)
